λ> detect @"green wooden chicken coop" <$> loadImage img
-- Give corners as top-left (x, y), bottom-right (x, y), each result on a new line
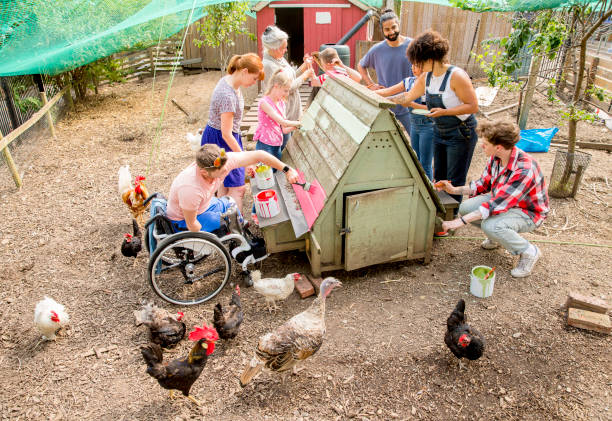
top-left (251, 75), bottom-right (446, 276)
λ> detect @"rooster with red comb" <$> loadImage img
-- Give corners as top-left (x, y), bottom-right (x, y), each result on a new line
top-left (141, 324), bottom-right (219, 405)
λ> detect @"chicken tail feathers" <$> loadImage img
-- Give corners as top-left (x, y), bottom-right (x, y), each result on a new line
top-left (239, 359), bottom-right (264, 388)
top-left (141, 344), bottom-right (165, 378)
top-left (447, 299), bottom-right (466, 330)
top-left (132, 218), bottom-right (142, 239)
top-left (250, 270), bottom-right (261, 283)
top-left (213, 303), bottom-right (224, 326)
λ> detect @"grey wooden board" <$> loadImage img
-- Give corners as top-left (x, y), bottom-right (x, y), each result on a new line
top-left (436, 190), bottom-right (459, 208)
top-left (249, 177), bottom-right (290, 228)
top-left (274, 171), bottom-right (309, 239)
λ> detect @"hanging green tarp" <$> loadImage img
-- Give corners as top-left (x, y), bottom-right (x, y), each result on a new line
top-left (0, 0), bottom-right (383, 76)
top-left (402, 0), bottom-right (603, 12)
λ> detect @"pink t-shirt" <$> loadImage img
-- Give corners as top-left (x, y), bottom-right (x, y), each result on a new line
top-left (166, 153), bottom-right (249, 221)
top-left (253, 96), bottom-right (286, 147)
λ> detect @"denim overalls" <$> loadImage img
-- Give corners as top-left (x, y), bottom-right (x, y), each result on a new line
top-left (426, 66), bottom-right (478, 205)
top-left (405, 76), bottom-right (434, 180)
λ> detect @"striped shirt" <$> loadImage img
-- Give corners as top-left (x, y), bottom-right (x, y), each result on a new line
top-left (470, 147), bottom-right (549, 226)
top-left (316, 66), bottom-right (348, 85)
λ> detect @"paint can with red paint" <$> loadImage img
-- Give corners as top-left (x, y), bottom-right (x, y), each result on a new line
top-left (255, 189), bottom-right (280, 218)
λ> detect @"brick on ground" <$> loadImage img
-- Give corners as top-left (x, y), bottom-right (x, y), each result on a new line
top-left (294, 274), bottom-right (314, 299)
top-left (567, 308), bottom-right (611, 334)
top-left (305, 274), bottom-right (323, 295)
top-left (566, 291), bottom-right (610, 314)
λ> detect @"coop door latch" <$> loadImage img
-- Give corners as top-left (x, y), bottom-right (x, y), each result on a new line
top-left (339, 227), bottom-right (351, 235)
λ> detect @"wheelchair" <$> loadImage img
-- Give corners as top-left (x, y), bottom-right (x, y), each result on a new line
top-left (143, 193), bottom-right (268, 306)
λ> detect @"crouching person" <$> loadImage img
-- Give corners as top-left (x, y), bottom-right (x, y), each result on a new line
top-left (436, 120), bottom-right (549, 278)
top-left (166, 144), bottom-right (299, 233)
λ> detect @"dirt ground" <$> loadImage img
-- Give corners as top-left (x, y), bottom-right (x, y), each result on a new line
top-left (0, 72), bottom-right (611, 421)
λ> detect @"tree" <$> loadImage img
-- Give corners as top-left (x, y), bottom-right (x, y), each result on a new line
top-left (452, 0), bottom-right (612, 196)
top-left (193, 1), bottom-right (254, 72)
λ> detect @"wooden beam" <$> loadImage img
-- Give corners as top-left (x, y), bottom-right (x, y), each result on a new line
top-left (0, 85), bottom-right (69, 152)
top-left (550, 140), bottom-right (612, 152)
top-left (39, 90), bottom-right (56, 138)
top-left (567, 308), bottom-right (611, 334)
top-left (483, 102), bottom-right (519, 118)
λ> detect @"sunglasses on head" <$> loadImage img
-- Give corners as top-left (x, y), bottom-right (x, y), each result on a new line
top-left (204, 148), bottom-right (226, 169)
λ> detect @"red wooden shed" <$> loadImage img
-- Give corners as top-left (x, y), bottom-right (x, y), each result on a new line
top-left (252, 0), bottom-right (374, 68)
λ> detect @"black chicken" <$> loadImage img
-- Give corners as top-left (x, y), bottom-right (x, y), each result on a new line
top-left (141, 324), bottom-right (219, 406)
top-left (121, 219), bottom-right (142, 258)
top-left (213, 285), bottom-right (243, 340)
top-left (134, 302), bottom-right (186, 349)
top-left (444, 299), bottom-right (485, 369)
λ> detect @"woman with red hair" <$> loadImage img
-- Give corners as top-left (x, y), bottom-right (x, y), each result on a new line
top-left (200, 53), bottom-right (264, 211)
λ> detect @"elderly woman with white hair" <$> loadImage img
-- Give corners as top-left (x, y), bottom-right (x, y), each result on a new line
top-left (261, 25), bottom-right (314, 149)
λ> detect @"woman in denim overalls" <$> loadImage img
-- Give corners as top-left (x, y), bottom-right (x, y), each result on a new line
top-left (375, 63), bottom-right (434, 180)
top-left (389, 30), bottom-right (479, 207)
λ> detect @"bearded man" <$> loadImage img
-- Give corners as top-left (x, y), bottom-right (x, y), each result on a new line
top-left (358, 8), bottom-right (414, 133)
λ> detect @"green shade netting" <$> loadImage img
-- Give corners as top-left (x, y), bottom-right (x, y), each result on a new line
top-left (0, 0), bottom-right (383, 76)
top-left (402, 0), bottom-right (603, 12)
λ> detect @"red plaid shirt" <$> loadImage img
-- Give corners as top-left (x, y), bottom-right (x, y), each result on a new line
top-left (469, 147), bottom-right (549, 226)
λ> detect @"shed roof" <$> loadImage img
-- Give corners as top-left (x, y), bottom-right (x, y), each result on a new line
top-left (283, 75), bottom-right (445, 220)
top-left (251, 0), bottom-right (377, 12)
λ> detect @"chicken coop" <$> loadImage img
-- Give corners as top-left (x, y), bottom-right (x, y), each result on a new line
top-left (251, 75), bottom-right (446, 276)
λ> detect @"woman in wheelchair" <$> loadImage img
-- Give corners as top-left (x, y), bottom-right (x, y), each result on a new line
top-left (166, 143), bottom-right (298, 233)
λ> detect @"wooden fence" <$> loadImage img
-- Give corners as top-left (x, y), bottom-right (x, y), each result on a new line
top-left (112, 38), bottom-right (184, 80)
top-left (399, 2), bottom-right (513, 76)
top-left (182, 16), bottom-right (258, 69)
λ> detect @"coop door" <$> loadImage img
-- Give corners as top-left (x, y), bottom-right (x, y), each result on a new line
top-left (344, 187), bottom-right (413, 271)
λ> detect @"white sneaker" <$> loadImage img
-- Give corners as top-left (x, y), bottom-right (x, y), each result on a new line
top-left (481, 238), bottom-right (500, 250)
top-left (511, 246), bottom-right (541, 278)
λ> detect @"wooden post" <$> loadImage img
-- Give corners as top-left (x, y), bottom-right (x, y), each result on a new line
top-left (0, 131), bottom-right (22, 188)
top-left (584, 57), bottom-right (599, 102)
top-left (1, 77), bottom-right (21, 130)
top-left (63, 83), bottom-right (74, 111)
top-left (518, 54), bottom-right (542, 130)
top-left (38, 90), bottom-right (56, 138)
top-left (33, 74), bottom-right (56, 138)
top-left (149, 47), bottom-right (155, 76)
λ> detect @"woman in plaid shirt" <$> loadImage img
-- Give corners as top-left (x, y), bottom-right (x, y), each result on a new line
top-left (437, 120), bottom-right (549, 278)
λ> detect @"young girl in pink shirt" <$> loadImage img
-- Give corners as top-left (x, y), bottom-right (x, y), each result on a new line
top-left (253, 69), bottom-right (301, 160)
top-left (309, 47), bottom-right (362, 87)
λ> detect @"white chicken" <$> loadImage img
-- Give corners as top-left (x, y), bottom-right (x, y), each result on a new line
top-left (34, 296), bottom-right (70, 340)
top-left (186, 129), bottom-right (203, 151)
top-left (251, 271), bottom-right (299, 312)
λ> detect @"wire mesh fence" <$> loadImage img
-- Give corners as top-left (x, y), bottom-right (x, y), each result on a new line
top-left (548, 149), bottom-right (592, 198)
top-left (0, 74), bottom-right (61, 137)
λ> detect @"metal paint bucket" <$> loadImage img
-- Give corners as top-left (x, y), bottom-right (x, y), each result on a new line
top-left (255, 189), bottom-right (280, 218)
top-left (470, 266), bottom-right (496, 298)
top-left (255, 165), bottom-right (274, 189)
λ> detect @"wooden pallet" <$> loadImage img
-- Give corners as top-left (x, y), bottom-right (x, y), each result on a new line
top-left (241, 84), bottom-right (313, 140)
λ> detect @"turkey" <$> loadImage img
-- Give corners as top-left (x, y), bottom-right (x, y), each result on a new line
top-left (239, 277), bottom-right (342, 387)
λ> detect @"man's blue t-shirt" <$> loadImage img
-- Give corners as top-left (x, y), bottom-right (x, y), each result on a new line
top-left (359, 37), bottom-right (413, 115)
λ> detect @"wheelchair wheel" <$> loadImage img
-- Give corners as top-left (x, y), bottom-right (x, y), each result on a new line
top-left (147, 231), bottom-right (232, 306)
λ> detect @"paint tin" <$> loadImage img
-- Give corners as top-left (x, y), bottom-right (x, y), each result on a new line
top-left (255, 189), bottom-right (280, 218)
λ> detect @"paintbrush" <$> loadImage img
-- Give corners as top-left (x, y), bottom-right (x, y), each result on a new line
top-left (483, 267), bottom-right (496, 281)
top-left (293, 181), bottom-right (315, 192)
